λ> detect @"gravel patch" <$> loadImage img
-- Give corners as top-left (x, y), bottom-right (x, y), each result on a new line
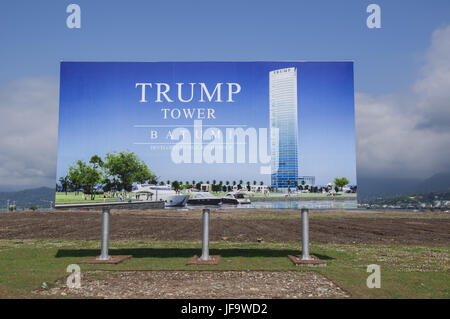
top-left (37, 270), bottom-right (350, 299)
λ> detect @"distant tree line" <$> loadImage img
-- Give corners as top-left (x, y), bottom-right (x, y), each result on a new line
top-left (163, 180), bottom-right (266, 192)
top-left (159, 178), bottom-right (354, 193)
top-left (283, 177), bottom-right (353, 193)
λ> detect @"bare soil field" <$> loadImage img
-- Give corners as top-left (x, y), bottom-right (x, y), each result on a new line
top-left (37, 270), bottom-right (350, 299)
top-left (1, 209), bottom-right (449, 245)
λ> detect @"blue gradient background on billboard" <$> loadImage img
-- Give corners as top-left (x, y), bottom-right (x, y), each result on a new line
top-left (57, 61), bottom-right (355, 185)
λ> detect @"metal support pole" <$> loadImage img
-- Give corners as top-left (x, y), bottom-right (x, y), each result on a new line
top-left (199, 208), bottom-right (211, 261)
top-left (301, 208), bottom-right (312, 260)
top-left (97, 208), bottom-right (111, 260)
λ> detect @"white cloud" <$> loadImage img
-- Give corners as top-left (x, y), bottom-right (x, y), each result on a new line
top-left (0, 77), bottom-right (59, 189)
top-left (356, 25), bottom-right (450, 178)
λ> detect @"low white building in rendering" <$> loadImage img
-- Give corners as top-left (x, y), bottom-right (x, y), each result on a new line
top-left (298, 176), bottom-right (315, 186)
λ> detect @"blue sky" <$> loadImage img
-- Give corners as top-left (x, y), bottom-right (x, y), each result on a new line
top-left (1, 0), bottom-right (449, 94)
top-left (1, 1), bottom-right (450, 191)
top-left (57, 61), bottom-right (356, 185)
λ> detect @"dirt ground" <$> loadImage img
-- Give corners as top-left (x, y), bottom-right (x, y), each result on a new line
top-left (1, 209), bottom-right (449, 245)
top-left (37, 270), bottom-right (350, 299)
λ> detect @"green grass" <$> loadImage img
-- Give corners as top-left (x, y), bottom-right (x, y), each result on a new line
top-left (0, 239), bottom-right (448, 298)
top-left (55, 192), bottom-right (122, 203)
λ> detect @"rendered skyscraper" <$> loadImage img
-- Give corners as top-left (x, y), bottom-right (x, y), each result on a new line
top-left (270, 67), bottom-right (299, 189)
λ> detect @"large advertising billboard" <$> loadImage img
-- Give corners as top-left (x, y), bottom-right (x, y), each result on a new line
top-left (56, 62), bottom-right (357, 208)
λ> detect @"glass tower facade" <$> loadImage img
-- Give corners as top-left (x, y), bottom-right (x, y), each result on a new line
top-left (269, 67), bottom-right (299, 190)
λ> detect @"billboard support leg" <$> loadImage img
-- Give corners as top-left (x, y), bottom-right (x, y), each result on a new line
top-left (200, 208), bottom-right (211, 261)
top-left (97, 208), bottom-right (111, 261)
top-left (301, 208), bottom-right (313, 260)
top-left (187, 208), bottom-right (220, 265)
top-left (287, 208), bottom-right (326, 265)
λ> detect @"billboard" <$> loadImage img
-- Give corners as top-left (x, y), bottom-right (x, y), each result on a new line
top-left (56, 62), bottom-right (357, 209)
